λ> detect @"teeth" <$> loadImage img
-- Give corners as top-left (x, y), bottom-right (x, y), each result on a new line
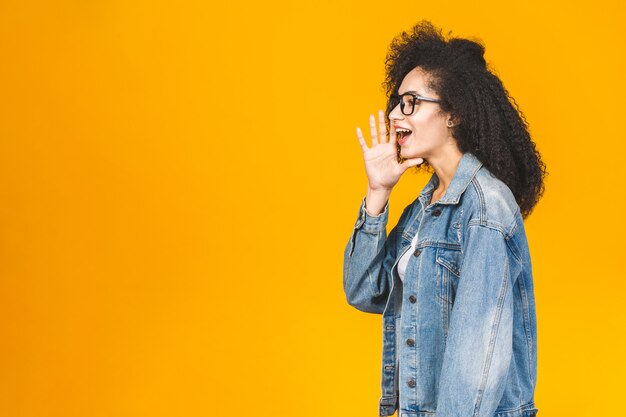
top-left (396, 128), bottom-right (411, 133)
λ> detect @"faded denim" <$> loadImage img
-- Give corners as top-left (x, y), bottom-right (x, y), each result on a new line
top-left (343, 152), bottom-right (539, 417)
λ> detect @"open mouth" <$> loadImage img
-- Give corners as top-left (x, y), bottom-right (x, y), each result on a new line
top-left (396, 128), bottom-right (412, 140)
top-left (396, 128), bottom-right (412, 144)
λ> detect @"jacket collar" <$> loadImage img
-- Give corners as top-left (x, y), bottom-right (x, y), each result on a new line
top-left (418, 152), bottom-right (483, 206)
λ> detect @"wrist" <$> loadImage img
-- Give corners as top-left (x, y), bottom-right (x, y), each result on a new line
top-left (365, 187), bottom-right (391, 217)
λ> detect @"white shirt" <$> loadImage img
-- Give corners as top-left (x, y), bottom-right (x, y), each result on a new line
top-left (396, 229), bottom-right (419, 283)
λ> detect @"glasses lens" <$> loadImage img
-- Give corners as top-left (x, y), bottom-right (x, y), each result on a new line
top-left (401, 94), bottom-right (416, 115)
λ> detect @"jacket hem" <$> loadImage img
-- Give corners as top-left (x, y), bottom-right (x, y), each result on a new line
top-left (394, 403), bottom-right (538, 417)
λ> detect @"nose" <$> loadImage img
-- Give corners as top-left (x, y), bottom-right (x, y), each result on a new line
top-left (388, 103), bottom-right (404, 120)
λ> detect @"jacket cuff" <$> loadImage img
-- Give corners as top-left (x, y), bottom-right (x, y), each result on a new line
top-left (354, 196), bottom-right (389, 231)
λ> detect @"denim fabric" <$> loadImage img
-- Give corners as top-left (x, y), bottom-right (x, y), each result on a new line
top-left (343, 152), bottom-right (539, 417)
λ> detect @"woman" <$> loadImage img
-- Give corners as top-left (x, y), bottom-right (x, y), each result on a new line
top-left (343, 21), bottom-right (546, 417)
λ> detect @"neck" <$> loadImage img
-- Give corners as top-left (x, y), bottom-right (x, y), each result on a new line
top-left (428, 147), bottom-right (463, 194)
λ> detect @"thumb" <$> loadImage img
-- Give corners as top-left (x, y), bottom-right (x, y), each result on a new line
top-left (399, 157), bottom-right (424, 171)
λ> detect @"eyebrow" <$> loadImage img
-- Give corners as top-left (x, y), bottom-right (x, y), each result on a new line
top-left (398, 90), bottom-right (422, 96)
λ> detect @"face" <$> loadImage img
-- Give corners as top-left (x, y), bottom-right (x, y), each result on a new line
top-left (389, 67), bottom-right (458, 161)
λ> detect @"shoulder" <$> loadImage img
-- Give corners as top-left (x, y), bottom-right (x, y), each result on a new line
top-left (461, 165), bottom-right (520, 236)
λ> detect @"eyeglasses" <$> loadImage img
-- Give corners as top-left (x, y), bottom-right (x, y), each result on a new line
top-left (390, 92), bottom-right (441, 116)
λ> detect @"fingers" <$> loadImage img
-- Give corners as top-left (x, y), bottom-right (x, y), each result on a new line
top-left (389, 116), bottom-right (396, 145)
top-left (357, 109), bottom-right (387, 151)
top-left (378, 110), bottom-right (387, 143)
top-left (356, 127), bottom-right (369, 152)
top-left (369, 114), bottom-right (378, 146)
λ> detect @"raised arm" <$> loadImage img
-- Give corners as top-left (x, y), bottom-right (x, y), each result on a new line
top-left (344, 109), bottom-right (423, 313)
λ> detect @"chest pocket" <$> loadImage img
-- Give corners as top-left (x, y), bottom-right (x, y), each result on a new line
top-left (435, 247), bottom-right (462, 304)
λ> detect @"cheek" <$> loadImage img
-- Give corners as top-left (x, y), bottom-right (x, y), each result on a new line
top-left (417, 113), bottom-right (446, 134)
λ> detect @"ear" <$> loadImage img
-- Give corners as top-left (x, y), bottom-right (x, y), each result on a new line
top-left (446, 114), bottom-right (460, 127)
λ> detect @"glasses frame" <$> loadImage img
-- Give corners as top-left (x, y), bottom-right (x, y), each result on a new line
top-left (390, 92), bottom-right (441, 116)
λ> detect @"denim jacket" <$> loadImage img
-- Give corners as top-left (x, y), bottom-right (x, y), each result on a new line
top-left (343, 152), bottom-right (539, 417)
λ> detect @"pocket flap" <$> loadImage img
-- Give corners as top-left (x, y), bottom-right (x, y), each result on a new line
top-left (436, 248), bottom-right (461, 277)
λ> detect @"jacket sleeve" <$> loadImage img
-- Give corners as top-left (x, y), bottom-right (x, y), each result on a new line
top-left (435, 224), bottom-right (515, 417)
top-left (343, 196), bottom-right (408, 314)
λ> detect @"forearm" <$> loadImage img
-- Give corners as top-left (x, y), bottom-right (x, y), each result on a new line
top-left (343, 196), bottom-right (393, 314)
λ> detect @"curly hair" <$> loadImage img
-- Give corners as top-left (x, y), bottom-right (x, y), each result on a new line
top-left (383, 20), bottom-right (547, 219)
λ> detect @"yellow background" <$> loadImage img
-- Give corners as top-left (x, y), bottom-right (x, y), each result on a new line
top-left (0, 0), bottom-right (624, 416)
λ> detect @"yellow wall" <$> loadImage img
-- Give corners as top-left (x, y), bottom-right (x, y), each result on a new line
top-left (0, 1), bottom-right (624, 416)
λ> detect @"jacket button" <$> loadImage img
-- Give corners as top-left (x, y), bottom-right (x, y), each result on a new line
top-left (406, 338), bottom-right (415, 346)
top-left (432, 209), bottom-right (441, 217)
top-left (413, 248), bottom-right (421, 257)
top-left (407, 378), bottom-right (416, 388)
top-left (408, 295), bottom-right (416, 303)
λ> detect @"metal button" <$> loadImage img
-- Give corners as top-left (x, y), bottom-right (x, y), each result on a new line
top-left (432, 209), bottom-right (441, 217)
top-left (408, 295), bottom-right (416, 303)
top-left (413, 248), bottom-right (421, 257)
top-left (406, 338), bottom-right (415, 346)
top-left (407, 378), bottom-right (416, 388)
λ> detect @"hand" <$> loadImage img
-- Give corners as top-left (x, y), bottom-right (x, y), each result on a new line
top-left (356, 109), bottom-right (424, 191)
